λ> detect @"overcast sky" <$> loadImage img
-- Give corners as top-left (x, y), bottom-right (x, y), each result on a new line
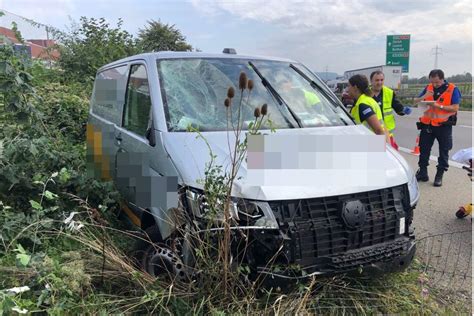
top-left (0, 0), bottom-right (472, 77)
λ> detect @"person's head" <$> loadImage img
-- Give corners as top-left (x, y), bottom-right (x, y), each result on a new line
top-left (428, 69), bottom-right (445, 88)
top-left (348, 74), bottom-right (371, 99)
top-left (370, 70), bottom-right (384, 92)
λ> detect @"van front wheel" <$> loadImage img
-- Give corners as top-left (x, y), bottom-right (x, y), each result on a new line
top-left (133, 226), bottom-right (189, 281)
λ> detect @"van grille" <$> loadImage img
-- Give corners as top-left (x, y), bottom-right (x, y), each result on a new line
top-left (269, 185), bottom-right (408, 267)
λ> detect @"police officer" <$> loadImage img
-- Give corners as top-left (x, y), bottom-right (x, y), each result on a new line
top-left (347, 74), bottom-right (389, 142)
top-left (414, 69), bottom-right (461, 187)
top-left (370, 71), bottom-right (412, 149)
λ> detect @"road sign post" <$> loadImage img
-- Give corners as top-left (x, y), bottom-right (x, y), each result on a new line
top-left (386, 34), bottom-right (410, 73)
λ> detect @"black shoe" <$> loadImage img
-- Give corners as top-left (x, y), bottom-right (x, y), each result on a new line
top-left (434, 169), bottom-right (444, 187)
top-left (416, 168), bottom-right (429, 182)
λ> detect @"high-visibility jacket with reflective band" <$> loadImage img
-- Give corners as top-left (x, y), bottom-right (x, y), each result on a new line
top-left (380, 86), bottom-right (395, 132)
top-left (302, 89), bottom-right (320, 105)
top-left (351, 94), bottom-right (385, 132)
top-left (420, 83), bottom-right (456, 126)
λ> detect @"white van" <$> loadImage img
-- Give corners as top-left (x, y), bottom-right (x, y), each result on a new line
top-left (87, 51), bottom-right (419, 280)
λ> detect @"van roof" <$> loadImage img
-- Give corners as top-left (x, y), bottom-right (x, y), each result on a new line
top-left (97, 51), bottom-right (297, 72)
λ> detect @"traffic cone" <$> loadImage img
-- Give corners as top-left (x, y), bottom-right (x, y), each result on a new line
top-left (411, 132), bottom-right (420, 155)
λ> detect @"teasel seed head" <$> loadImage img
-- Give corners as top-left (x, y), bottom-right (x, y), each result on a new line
top-left (261, 103), bottom-right (268, 116)
top-left (239, 72), bottom-right (248, 90)
top-left (247, 79), bottom-right (254, 91)
top-left (227, 86), bottom-right (235, 99)
top-left (254, 107), bottom-right (261, 118)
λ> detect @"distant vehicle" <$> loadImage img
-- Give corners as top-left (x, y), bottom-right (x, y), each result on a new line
top-left (326, 78), bottom-right (348, 94)
top-left (344, 65), bottom-right (403, 90)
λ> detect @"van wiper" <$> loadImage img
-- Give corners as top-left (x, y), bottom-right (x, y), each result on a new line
top-left (248, 61), bottom-right (303, 128)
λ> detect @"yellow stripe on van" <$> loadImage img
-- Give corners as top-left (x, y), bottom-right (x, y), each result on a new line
top-left (121, 203), bottom-right (141, 226)
top-left (86, 123), bottom-right (111, 181)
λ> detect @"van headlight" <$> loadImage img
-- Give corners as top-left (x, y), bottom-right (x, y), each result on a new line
top-left (185, 189), bottom-right (238, 221)
top-left (407, 172), bottom-right (419, 206)
top-left (185, 189), bottom-right (279, 228)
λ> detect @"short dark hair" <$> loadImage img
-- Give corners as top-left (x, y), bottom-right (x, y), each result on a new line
top-left (429, 69), bottom-right (445, 79)
top-left (370, 70), bottom-right (384, 80)
top-left (349, 74), bottom-right (372, 95)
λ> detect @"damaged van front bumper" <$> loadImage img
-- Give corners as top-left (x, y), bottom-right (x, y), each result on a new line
top-left (239, 184), bottom-right (416, 281)
top-left (254, 236), bottom-right (416, 281)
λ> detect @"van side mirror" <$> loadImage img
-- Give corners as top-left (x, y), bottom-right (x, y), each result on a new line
top-left (145, 121), bottom-right (156, 147)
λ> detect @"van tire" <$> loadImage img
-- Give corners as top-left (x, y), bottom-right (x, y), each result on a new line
top-left (132, 226), bottom-right (188, 280)
top-left (132, 225), bottom-right (162, 270)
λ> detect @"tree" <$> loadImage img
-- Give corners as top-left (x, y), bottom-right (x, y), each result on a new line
top-left (137, 20), bottom-right (193, 52)
top-left (56, 17), bottom-right (137, 84)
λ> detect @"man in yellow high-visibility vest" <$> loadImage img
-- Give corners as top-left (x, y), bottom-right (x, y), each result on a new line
top-left (370, 71), bottom-right (412, 149)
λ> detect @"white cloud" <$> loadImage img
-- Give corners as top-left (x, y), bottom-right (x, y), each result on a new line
top-left (192, 0), bottom-right (471, 44)
top-left (191, 0), bottom-right (472, 75)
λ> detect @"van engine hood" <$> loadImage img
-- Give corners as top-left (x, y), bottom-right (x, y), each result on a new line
top-left (162, 125), bottom-right (409, 201)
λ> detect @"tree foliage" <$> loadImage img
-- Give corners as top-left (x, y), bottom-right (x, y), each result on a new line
top-left (404, 72), bottom-right (472, 84)
top-left (138, 20), bottom-right (193, 52)
top-left (56, 17), bottom-right (137, 84)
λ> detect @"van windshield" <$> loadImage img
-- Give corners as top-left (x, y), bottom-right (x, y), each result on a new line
top-left (157, 58), bottom-right (352, 132)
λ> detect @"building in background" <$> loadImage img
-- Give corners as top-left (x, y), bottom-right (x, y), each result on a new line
top-left (344, 65), bottom-right (403, 90)
top-left (0, 26), bottom-right (59, 61)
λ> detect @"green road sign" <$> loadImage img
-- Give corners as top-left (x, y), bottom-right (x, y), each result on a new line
top-left (386, 34), bottom-right (410, 73)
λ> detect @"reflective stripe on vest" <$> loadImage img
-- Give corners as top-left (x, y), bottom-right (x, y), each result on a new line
top-left (351, 94), bottom-right (385, 132)
top-left (382, 86), bottom-right (395, 131)
top-left (419, 83), bottom-right (456, 126)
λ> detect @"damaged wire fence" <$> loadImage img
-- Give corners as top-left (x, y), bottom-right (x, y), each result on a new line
top-left (412, 230), bottom-right (472, 291)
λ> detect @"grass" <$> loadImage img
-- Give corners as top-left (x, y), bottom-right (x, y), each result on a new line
top-left (1, 209), bottom-right (471, 315)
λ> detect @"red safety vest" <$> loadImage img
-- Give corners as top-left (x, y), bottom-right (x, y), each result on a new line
top-left (419, 83), bottom-right (456, 126)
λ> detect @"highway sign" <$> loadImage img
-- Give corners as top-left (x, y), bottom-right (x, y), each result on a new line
top-left (386, 34), bottom-right (410, 73)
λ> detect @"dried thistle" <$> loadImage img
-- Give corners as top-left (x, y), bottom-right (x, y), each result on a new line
top-left (227, 87), bottom-right (235, 99)
top-left (261, 103), bottom-right (268, 116)
top-left (224, 98), bottom-right (231, 108)
top-left (254, 107), bottom-right (261, 118)
top-left (239, 72), bottom-right (248, 90)
top-left (247, 79), bottom-right (254, 91)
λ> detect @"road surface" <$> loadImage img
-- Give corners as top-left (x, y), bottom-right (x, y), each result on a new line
top-left (394, 108), bottom-right (472, 159)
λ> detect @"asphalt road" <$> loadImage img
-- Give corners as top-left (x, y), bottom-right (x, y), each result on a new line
top-left (393, 108), bottom-right (472, 159)
top-left (398, 150), bottom-right (472, 296)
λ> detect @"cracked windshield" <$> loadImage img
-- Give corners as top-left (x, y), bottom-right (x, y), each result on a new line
top-left (157, 58), bottom-right (352, 131)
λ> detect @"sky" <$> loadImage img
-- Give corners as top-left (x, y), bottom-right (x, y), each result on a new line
top-left (0, 0), bottom-right (472, 77)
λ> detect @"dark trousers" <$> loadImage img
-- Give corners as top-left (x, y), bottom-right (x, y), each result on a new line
top-left (418, 124), bottom-right (453, 171)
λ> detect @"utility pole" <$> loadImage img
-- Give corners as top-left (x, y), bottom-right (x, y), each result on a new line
top-left (325, 65), bottom-right (328, 82)
top-left (431, 45), bottom-right (442, 69)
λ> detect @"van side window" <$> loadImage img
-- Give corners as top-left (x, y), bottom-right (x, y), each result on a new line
top-left (123, 64), bottom-right (152, 136)
top-left (92, 65), bottom-right (128, 125)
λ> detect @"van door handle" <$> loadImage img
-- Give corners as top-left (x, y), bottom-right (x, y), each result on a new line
top-left (115, 134), bottom-right (122, 144)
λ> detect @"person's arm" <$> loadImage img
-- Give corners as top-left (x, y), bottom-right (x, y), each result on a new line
top-left (431, 87), bottom-right (461, 112)
top-left (431, 103), bottom-right (459, 112)
top-left (366, 114), bottom-right (385, 135)
top-left (391, 93), bottom-right (405, 115)
top-left (359, 104), bottom-right (389, 141)
top-left (366, 114), bottom-right (390, 142)
top-left (413, 87), bottom-right (433, 103)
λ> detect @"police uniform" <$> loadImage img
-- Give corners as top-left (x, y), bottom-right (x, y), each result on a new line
top-left (417, 80), bottom-right (461, 185)
top-left (351, 94), bottom-right (385, 133)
